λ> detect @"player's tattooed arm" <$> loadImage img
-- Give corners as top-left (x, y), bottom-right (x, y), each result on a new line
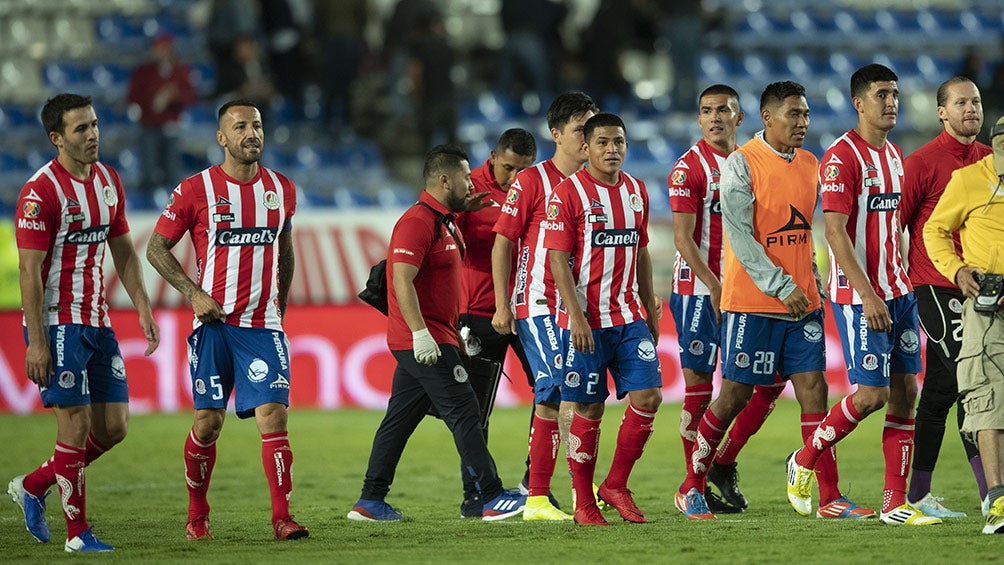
top-left (277, 230), bottom-right (295, 318)
top-left (147, 233), bottom-right (224, 322)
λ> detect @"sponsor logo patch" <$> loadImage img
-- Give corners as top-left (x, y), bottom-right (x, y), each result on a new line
top-left (898, 329), bottom-right (920, 353)
top-left (638, 339), bottom-right (656, 361)
top-left (803, 321), bottom-right (823, 343)
top-left (216, 227), bottom-right (278, 246)
top-left (247, 358), bottom-right (269, 383)
top-left (546, 203), bottom-right (559, 219)
top-left (671, 169), bottom-right (687, 185)
top-left (22, 201), bottom-right (41, 218)
top-left (111, 356), bottom-right (126, 380)
top-left (823, 164), bottom-right (839, 180)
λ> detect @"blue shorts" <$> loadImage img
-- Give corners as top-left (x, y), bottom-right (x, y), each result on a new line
top-left (669, 293), bottom-right (720, 373)
top-left (187, 321), bottom-right (292, 419)
top-left (721, 310), bottom-right (826, 385)
top-left (831, 293), bottom-right (922, 386)
top-left (515, 314), bottom-right (564, 405)
top-left (25, 324), bottom-right (128, 407)
top-left (560, 319), bottom-right (662, 403)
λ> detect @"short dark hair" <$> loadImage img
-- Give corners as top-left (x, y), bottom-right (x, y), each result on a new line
top-left (760, 81), bottom-right (805, 112)
top-left (936, 76), bottom-right (976, 107)
top-left (699, 84), bottom-right (740, 106)
top-left (423, 144), bottom-right (469, 181)
top-left (41, 93), bottom-right (92, 136)
top-left (496, 128), bottom-right (536, 159)
top-left (850, 64), bottom-right (898, 99)
top-left (546, 92), bottom-right (599, 132)
top-left (583, 112), bottom-right (626, 143)
top-left (218, 99), bottom-right (261, 123)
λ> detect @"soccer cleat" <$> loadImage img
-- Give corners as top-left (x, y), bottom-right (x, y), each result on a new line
top-left (523, 495), bottom-right (572, 521)
top-left (573, 503), bottom-right (609, 526)
top-left (569, 481), bottom-right (606, 511)
top-left (274, 517), bottom-right (309, 540)
top-left (185, 516), bottom-right (214, 540)
top-left (674, 487), bottom-right (715, 520)
top-left (879, 504), bottom-right (943, 526)
top-left (816, 496), bottom-right (877, 519)
top-left (347, 498), bottom-right (403, 522)
top-left (984, 496), bottom-right (992, 518)
top-left (482, 489), bottom-right (526, 521)
top-left (785, 450), bottom-right (814, 516)
top-left (910, 493), bottom-right (967, 518)
top-left (8, 475), bottom-right (50, 543)
top-left (460, 497), bottom-right (482, 518)
top-left (983, 497), bottom-right (1004, 534)
top-left (596, 483), bottom-right (645, 523)
top-left (64, 528), bottom-right (114, 553)
top-left (707, 461), bottom-right (748, 511)
top-left (518, 475), bottom-right (563, 509)
top-left (705, 489), bottom-right (743, 514)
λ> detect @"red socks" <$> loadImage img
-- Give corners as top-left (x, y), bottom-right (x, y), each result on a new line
top-left (53, 442), bottom-right (88, 539)
top-left (184, 429), bottom-right (217, 521)
top-left (23, 433), bottom-right (110, 497)
top-left (527, 415), bottom-right (560, 497)
top-left (801, 412), bottom-right (841, 505)
top-left (882, 415), bottom-right (914, 512)
top-left (681, 410), bottom-right (727, 494)
top-left (567, 413), bottom-right (601, 510)
top-left (717, 383), bottom-right (783, 464)
top-left (680, 384), bottom-right (712, 464)
top-left (604, 404), bottom-right (657, 490)
top-left (262, 431), bottom-right (294, 523)
top-left (796, 394), bottom-right (861, 469)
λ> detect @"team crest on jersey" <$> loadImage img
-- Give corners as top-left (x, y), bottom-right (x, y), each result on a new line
top-left (102, 185), bottom-right (117, 206)
top-left (58, 371), bottom-right (75, 389)
top-left (546, 203), bottom-right (559, 219)
top-left (553, 354), bottom-right (562, 369)
top-left (629, 193), bottom-right (643, 212)
top-left (735, 352), bottom-right (751, 369)
top-left (247, 358), bottom-right (269, 383)
top-left (506, 188), bottom-right (519, 204)
top-left (263, 191), bottom-right (280, 210)
top-left (22, 201), bottom-right (41, 218)
top-left (564, 371), bottom-right (580, 388)
top-left (891, 158), bottom-right (903, 175)
top-left (453, 365), bottom-right (469, 383)
top-left (688, 340), bottom-right (704, 356)
top-left (898, 329), bottom-right (920, 353)
top-left (862, 353), bottom-right (879, 371)
top-left (949, 298), bottom-right (963, 313)
top-left (671, 169), bottom-right (687, 185)
top-left (823, 164), bottom-right (839, 180)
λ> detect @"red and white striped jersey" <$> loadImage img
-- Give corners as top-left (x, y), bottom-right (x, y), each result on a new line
top-left (668, 139), bottom-right (730, 295)
top-left (15, 158), bottom-right (130, 328)
top-left (493, 159), bottom-right (567, 319)
top-left (154, 165), bottom-right (296, 330)
top-left (543, 168), bottom-right (649, 329)
top-left (820, 130), bottom-right (912, 304)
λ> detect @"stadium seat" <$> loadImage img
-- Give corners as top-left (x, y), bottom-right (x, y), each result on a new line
top-left (41, 62), bottom-right (84, 90)
top-left (699, 53), bottom-right (734, 81)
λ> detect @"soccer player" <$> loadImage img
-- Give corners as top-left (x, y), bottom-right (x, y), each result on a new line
top-left (545, 112), bottom-right (662, 526)
top-left (668, 83), bottom-right (784, 513)
top-left (347, 145), bottom-right (526, 522)
top-left (492, 92), bottom-right (598, 521)
top-left (924, 116), bottom-right (1004, 534)
top-left (900, 77), bottom-right (992, 517)
top-left (454, 128), bottom-right (536, 517)
top-left (790, 64), bottom-right (940, 526)
top-left (146, 100), bottom-right (309, 541)
top-left (8, 93), bottom-right (160, 552)
top-left (676, 81), bottom-right (867, 521)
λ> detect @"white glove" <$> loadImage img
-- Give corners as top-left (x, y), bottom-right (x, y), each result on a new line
top-left (412, 328), bottom-right (441, 365)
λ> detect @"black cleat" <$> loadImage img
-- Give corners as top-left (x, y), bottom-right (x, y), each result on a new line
top-left (708, 462), bottom-right (748, 511)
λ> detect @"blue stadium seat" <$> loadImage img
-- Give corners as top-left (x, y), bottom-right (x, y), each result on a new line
top-left (699, 53), bottom-right (734, 81)
top-left (41, 62), bottom-right (84, 90)
top-left (377, 187), bottom-right (417, 208)
top-left (0, 105), bottom-right (31, 129)
top-left (334, 187), bottom-right (375, 208)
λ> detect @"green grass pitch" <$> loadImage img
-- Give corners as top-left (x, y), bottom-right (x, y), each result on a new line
top-left (1, 401), bottom-right (998, 563)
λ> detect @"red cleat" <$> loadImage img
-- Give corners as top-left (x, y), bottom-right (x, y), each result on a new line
top-left (573, 503), bottom-right (610, 526)
top-left (186, 517), bottom-right (214, 540)
top-left (274, 517), bottom-right (309, 540)
top-left (597, 482), bottom-right (645, 523)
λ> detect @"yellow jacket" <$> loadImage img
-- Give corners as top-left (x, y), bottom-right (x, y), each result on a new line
top-left (923, 155), bottom-right (1004, 283)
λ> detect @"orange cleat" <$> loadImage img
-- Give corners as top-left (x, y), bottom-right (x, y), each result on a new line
top-left (274, 517), bottom-right (309, 540)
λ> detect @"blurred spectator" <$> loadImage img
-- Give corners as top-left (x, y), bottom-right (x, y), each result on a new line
top-left (582, 0), bottom-right (661, 107)
top-left (408, 10), bottom-right (458, 147)
top-left (662, 0), bottom-right (702, 111)
top-left (958, 46), bottom-right (983, 85)
top-left (259, 0), bottom-right (312, 115)
top-left (384, 0), bottom-right (440, 119)
top-left (987, 39), bottom-right (1004, 120)
top-left (206, 0), bottom-right (259, 84)
top-left (314, 0), bottom-right (368, 135)
top-left (495, 0), bottom-right (567, 100)
top-left (127, 34), bottom-right (198, 196)
top-left (214, 34), bottom-right (278, 117)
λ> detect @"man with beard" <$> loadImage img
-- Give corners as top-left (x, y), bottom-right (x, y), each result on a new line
top-left (147, 100), bottom-right (309, 541)
top-left (900, 77), bottom-right (992, 517)
top-left (347, 145), bottom-right (526, 522)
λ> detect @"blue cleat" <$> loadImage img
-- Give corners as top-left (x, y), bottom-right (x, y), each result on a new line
top-left (64, 528), bottom-right (114, 552)
top-left (675, 487), bottom-right (715, 520)
top-left (347, 498), bottom-right (403, 521)
top-left (8, 475), bottom-right (50, 543)
top-left (482, 488), bottom-right (526, 521)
